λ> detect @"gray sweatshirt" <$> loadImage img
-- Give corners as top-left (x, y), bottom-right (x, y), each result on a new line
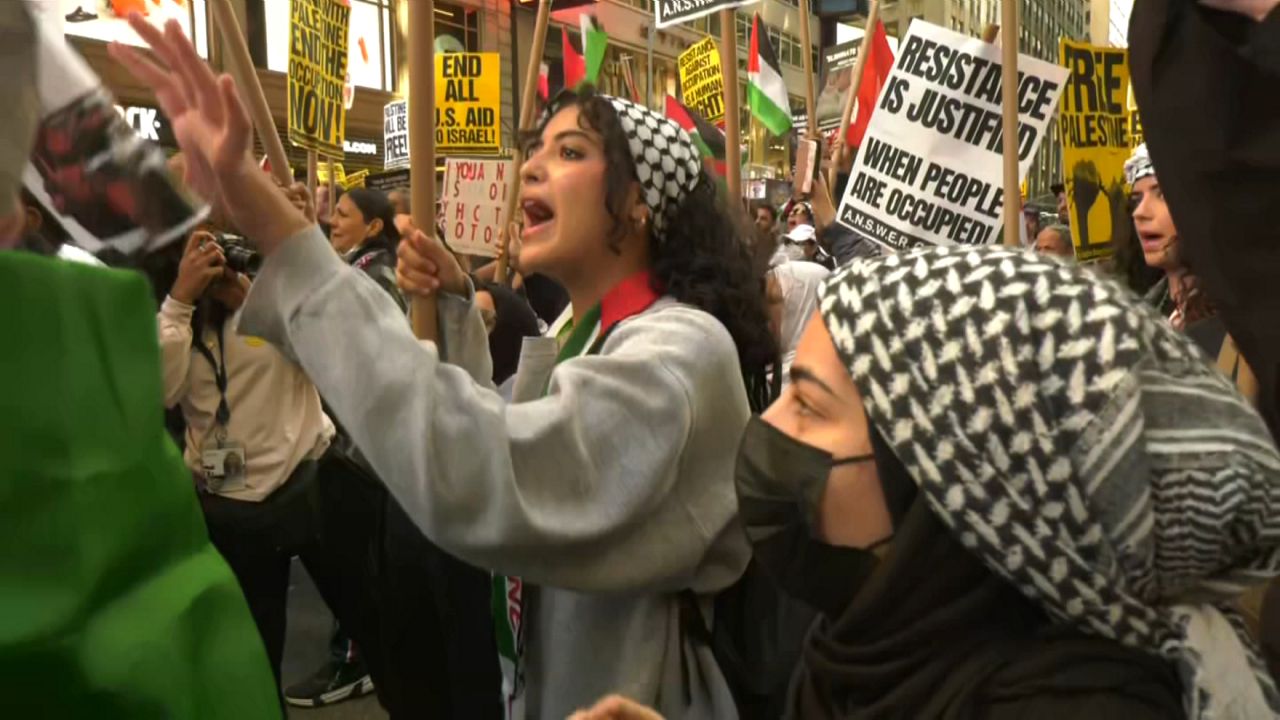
top-left (240, 227), bottom-right (751, 719)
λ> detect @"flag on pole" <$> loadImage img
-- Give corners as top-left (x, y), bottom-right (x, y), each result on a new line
top-left (848, 20), bottom-right (894, 148)
top-left (665, 95), bottom-right (726, 176)
top-left (563, 16), bottom-right (609, 90)
top-left (620, 56), bottom-right (642, 103)
top-left (748, 14), bottom-right (793, 137)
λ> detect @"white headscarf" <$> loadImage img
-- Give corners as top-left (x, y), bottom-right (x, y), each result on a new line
top-left (772, 261), bottom-right (831, 385)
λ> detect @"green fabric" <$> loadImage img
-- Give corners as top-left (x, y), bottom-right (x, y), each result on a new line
top-left (0, 252), bottom-right (280, 719)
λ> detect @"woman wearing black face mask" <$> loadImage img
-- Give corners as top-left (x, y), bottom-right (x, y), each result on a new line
top-left (731, 245), bottom-right (1280, 720)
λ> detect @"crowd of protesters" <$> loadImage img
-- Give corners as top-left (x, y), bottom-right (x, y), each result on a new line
top-left (5, 2), bottom-right (1280, 719)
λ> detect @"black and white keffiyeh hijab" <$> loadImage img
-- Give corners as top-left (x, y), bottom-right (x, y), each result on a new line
top-left (538, 90), bottom-right (702, 242)
top-left (818, 245), bottom-right (1280, 719)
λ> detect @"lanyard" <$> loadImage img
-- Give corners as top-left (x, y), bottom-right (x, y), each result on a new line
top-left (192, 321), bottom-right (231, 427)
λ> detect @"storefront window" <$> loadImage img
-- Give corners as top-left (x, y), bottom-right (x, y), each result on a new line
top-left (260, 0), bottom-right (397, 91)
top-left (57, 0), bottom-right (210, 58)
top-left (434, 2), bottom-right (481, 52)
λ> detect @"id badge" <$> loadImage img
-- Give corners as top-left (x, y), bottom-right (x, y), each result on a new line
top-left (201, 440), bottom-right (247, 493)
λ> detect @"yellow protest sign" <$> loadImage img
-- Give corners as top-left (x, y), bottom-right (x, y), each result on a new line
top-left (1058, 39), bottom-right (1131, 264)
top-left (678, 38), bottom-right (725, 124)
top-left (435, 53), bottom-right (502, 156)
top-left (317, 162), bottom-right (345, 186)
top-left (288, 0), bottom-right (351, 158)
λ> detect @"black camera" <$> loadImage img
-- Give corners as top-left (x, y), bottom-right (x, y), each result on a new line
top-left (213, 234), bottom-right (262, 276)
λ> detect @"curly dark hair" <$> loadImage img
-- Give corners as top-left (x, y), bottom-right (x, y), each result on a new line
top-left (525, 87), bottom-right (778, 410)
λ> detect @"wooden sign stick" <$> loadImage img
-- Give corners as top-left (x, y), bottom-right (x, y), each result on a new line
top-left (408, 0), bottom-right (440, 340)
top-left (495, 0), bottom-right (552, 286)
top-left (210, 0), bottom-right (291, 187)
top-left (307, 150), bottom-right (318, 200)
top-left (719, 8), bottom-right (741, 200)
top-left (1000, 2), bottom-right (1019, 246)
top-left (827, 0), bottom-right (880, 196)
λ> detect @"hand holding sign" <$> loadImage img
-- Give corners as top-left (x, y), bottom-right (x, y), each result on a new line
top-left (396, 227), bottom-right (467, 298)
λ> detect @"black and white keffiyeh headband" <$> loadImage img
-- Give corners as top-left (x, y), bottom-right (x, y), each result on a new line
top-left (818, 245), bottom-right (1280, 719)
top-left (539, 91), bottom-right (702, 241)
top-left (1125, 142), bottom-right (1156, 186)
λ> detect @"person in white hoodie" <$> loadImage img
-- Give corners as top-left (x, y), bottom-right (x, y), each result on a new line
top-left (111, 20), bottom-right (777, 719)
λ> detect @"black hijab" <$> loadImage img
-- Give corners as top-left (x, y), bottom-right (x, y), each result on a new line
top-left (793, 410), bottom-right (1183, 719)
top-left (478, 281), bottom-right (539, 385)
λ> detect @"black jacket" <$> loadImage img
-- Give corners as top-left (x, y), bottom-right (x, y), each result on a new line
top-left (347, 237), bottom-right (406, 314)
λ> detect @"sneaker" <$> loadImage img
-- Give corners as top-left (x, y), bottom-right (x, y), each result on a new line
top-left (284, 660), bottom-right (374, 708)
top-left (65, 6), bottom-right (99, 22)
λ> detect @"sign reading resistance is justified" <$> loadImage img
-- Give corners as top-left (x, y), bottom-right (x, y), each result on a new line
top-left (288, 0), bottom-right (351, 158)
top-left (435, 53), bottom-right (502, 156)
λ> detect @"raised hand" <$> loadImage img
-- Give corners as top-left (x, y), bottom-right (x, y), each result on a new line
top-left (108, 16), bottom-right (253, 206)
top-left (109, 14), bottom-right (310, 256)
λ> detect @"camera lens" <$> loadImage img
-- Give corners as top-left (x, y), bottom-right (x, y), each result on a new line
top-left (214, 236), bottom-right (262, 276)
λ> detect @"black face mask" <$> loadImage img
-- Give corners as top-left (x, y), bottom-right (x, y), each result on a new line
top-left (735, 415), bottom-right (887, 617)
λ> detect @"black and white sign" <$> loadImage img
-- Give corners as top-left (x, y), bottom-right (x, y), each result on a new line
top-left (384, 100), bottom-right (410, 170)
top-left (655, 0), bottom-right (758, 30)
top-left (835, 20), bottom-right (1066, 250)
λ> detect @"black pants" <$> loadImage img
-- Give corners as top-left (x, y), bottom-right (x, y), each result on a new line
top-left (308, 452), bottom-right (504, 719)
top-left (199, 460), bottom-right (323, 689)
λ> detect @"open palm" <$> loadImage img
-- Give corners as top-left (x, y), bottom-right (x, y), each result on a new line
top-left (108, 16), bottom-right (252, 207)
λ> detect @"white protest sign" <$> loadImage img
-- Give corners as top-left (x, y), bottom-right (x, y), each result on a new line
top-left (384, 100), bottom-right (410, 170)
top-left (836, 20), bottom-right (1067, 250)
top-left (440, 158), bottom-right (514, 258)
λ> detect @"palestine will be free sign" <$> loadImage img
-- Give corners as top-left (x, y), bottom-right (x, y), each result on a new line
top-left (836, 20), bottom-right (1067, 251)
top-left (436, 53), bottom-right (501, 156)
top-left (678, 38), bottom-right (725, 124)
top-left (1058, 39), bottom-right (1130, 263)
top-left (288, 0), bottom-right (350, 158)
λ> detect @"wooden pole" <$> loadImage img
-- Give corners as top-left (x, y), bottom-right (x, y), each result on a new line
top-left (327, 157), bottom-right (336, 211)
top-left (1000, 0), bottom-right (1019, 246)
top-left (719, 9), bottom-right (742, 199)
top-left (210, 0), bottom-right (291, 187)
top-left (798, 0), bottom-right (817, 138)
top-left (306, 150), bottom-right (317, 200)
top-left (827, 0), bottom-right (879, 195)
top-left (408, 0), bottom-right (439, 340)
top-left (495, 0), bottom-right (552, 286)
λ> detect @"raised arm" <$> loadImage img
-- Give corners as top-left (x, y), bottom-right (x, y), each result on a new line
top-left (241, 228), bottom-right (745, 592)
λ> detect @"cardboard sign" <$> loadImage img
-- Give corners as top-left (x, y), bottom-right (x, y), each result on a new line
top-left (384, 100), bottom-right (410, 170)
top-left (436, 53), bottom-right (502, 156)
top-left (288, 0), bottom-right (351, 158)
top-left (655, 0), bottom-right (758, 30)
top-left (1058, 40), bottom-right (1131, 263)
top-left (678, 38), bottom-right (725, 124)
top-left (835, 20), bottom-right (1066, 251)
top-left (440, 158), bottom-right (514, 257)
top-left (816, 41), bottom-right (859, 131)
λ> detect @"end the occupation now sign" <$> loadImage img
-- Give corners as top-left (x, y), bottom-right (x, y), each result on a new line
top-left (836, 20), bottom-right (1067, 250)
top-left (288, 0), bottom-right (351, 159)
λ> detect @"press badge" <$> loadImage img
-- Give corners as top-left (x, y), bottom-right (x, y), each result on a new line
top-left (202, 439), bottom-right (247, 493)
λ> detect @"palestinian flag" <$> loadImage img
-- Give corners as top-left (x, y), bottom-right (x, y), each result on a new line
top-left (562, 15), bottom-right (608, 90)
top-left (665, 95), bottom-right (726, 176)
top-left (748, 14), bottom-right (792, 136)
